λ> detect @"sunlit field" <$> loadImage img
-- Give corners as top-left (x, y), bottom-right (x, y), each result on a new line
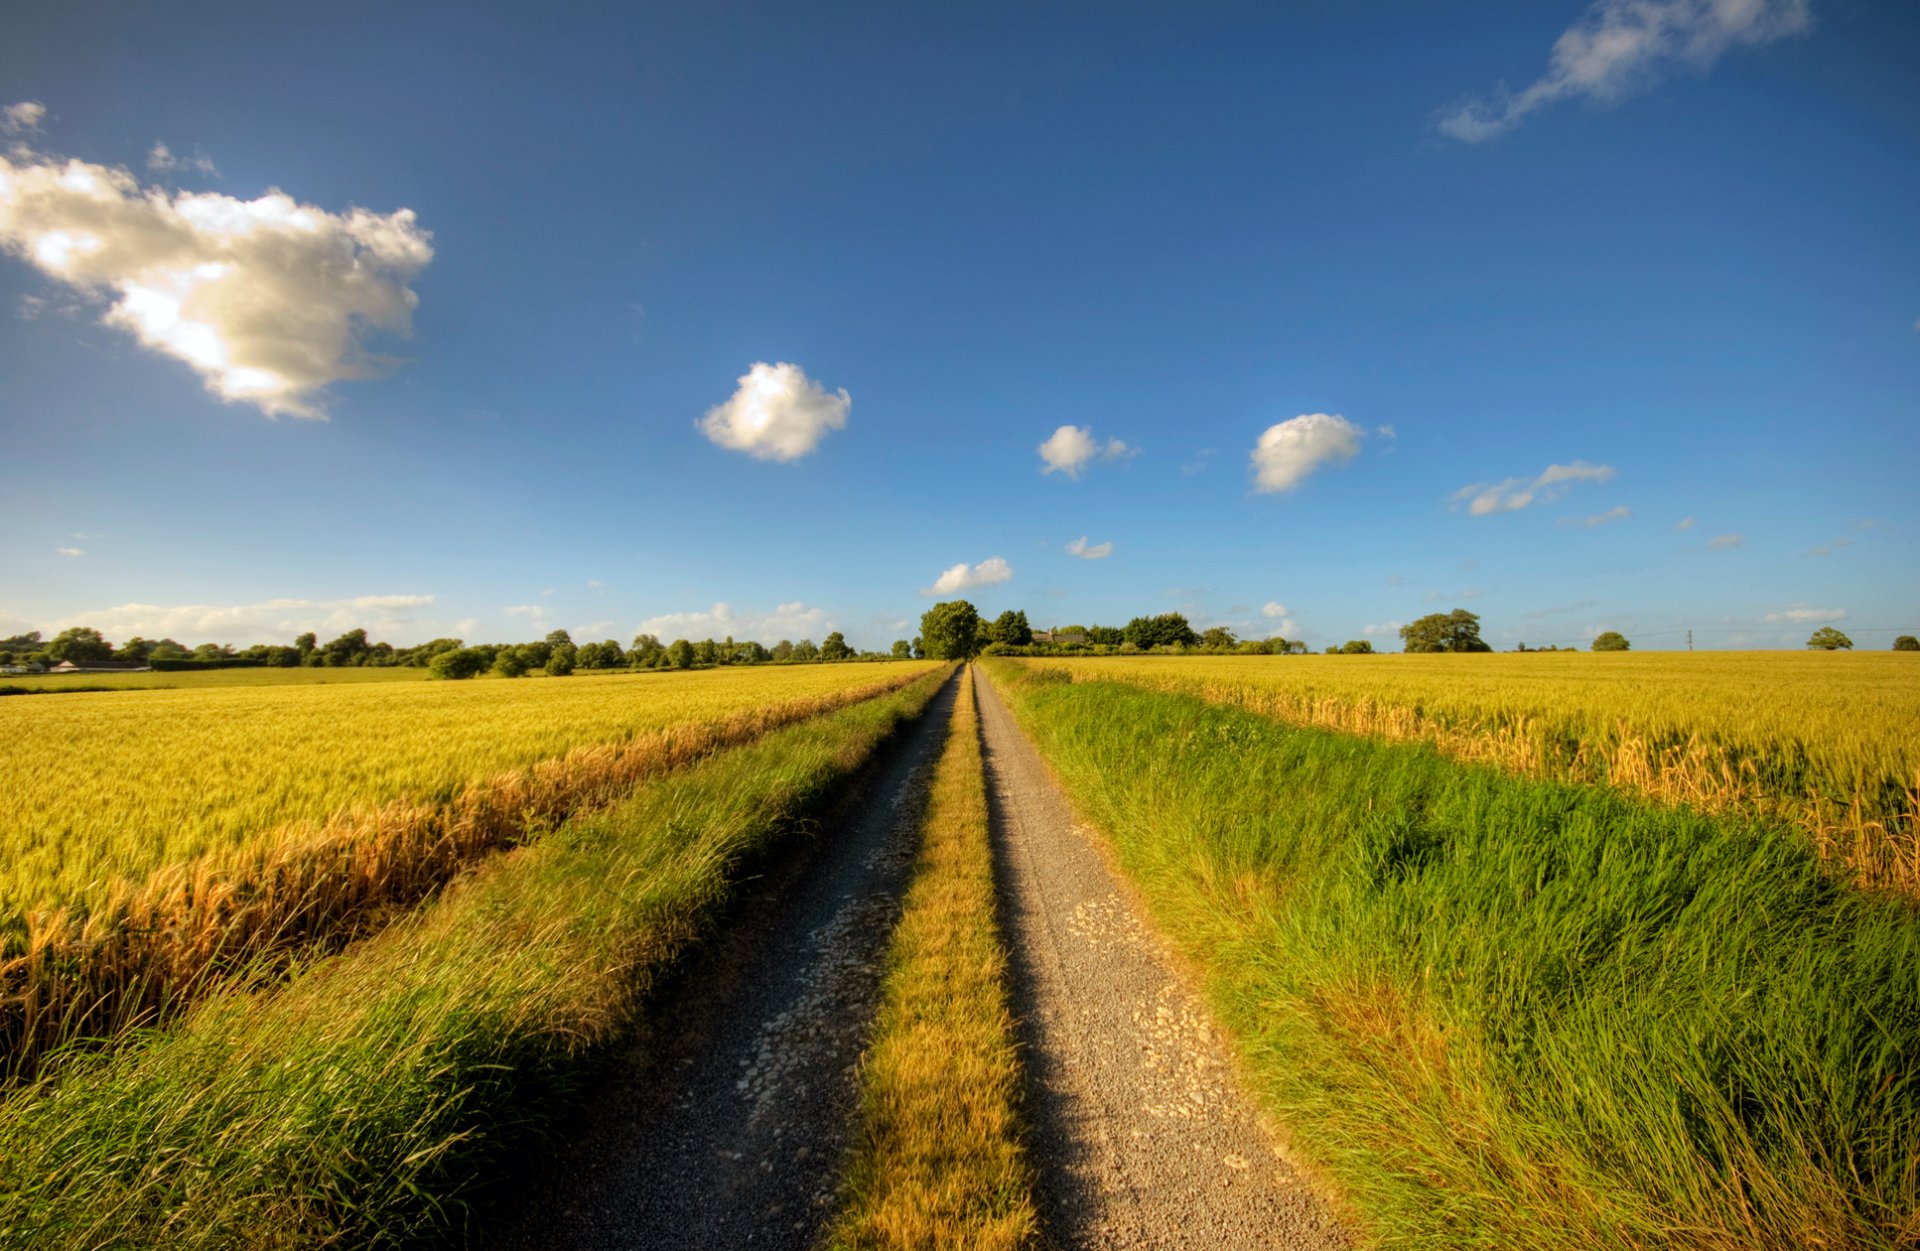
top-left (1018, 652), bottom-right (1920, 891)
top-left (0, 664), bottom-right (432, 693)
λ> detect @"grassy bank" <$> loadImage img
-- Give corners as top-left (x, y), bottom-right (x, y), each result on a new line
top-left (0, 668), bottom-right (950, 1249)
top-left (984, 661), bottom-right (1920, 1250)
top-left (829, 668), bottom-right (1037, 1251)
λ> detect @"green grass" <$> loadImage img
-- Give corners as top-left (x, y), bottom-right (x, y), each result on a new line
top-left (0, 668), bottom-right (951, 1249)
top-left (984, 660), bottom-right (1920, 1251)
top-left (829, 669), bottom-right (1037, 1251)
top-left (0, 665), bottom-right (433, 693)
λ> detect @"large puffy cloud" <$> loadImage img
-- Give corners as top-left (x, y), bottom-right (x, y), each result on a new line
top-left (697, 361), bottom-right (849, 462)
top-left (1037, 425), bottom-right (1135, 478)
top-left (922, 557), bottom-right (1013, 597)
top-left (58, 594), bottom-right (436, 645)
top-left (634, 600), bottom-right (832, 643)
top-left (1439, 0), bottom-right (1811, 142)
top-left (1064, 536), bottom-right (1112, 560)
top-left (0, 120), bottom-right (433, 417)
top-left (1250, 413), bottom-right (1365, 493)
top-left (1453, 461), bottom-right (1615, 515)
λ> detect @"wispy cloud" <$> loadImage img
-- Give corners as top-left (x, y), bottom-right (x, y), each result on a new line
top-left (1064, 536), bottom-right (1113, 560)
top-left (1675, 516), bottom-right (1697, 531)
top-left (1, 101), bottom-right (45, 136)
top-left (54, 545), bottom-right (83, 557)
top-left (1038, 425), bottom-right (1136, 478)
top-left (145, 142), bottom-right (219, 177)
top-left (1454, 461), bottom-right (1615, 515)
top-left (58, 594), bottom-right (436, 645)
top-left (635, 600), bottom-right (830, 643)
top-left (697, 361), bottom-right (849, 462)
top-left (502, 603), bottom-right (549, 621)
top-left (1558, 504), bottom-right (1632, 528)
top-left (0, 116), bottom-right (433, 417)
top-left (1764, 604), bottom-right (1845, 623)
top-left (1250, 413), bottom-right (1366, 493)
top-left (1804, 538), bottom-right (1852, 558)
top-left (1438, 0), bottom-right (1812, 142)
top-left (922, 557), bottom-right (1013, 597)
top-left (1708, 533), bottom-right (1745, 550)
top-left (1362, 620), bottom-right (1404, 637)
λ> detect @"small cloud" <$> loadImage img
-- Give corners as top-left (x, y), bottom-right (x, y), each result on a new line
top-left (1362, 621), bottom-right (1403, 637)
top-left (1038, 425), bottom-right (1135, 478)
top-left (1064, 536), bottom-right (1113, 560)
top-left (145, 142), bottom-right (219, 177)
top-left (1383, 574), bottom-right (1406, 588)
top-left (1460, 587), bottom-right (1484, 600)
top-left (540, 587), bottom-right (556, 597)
top-left (585, 579), bottom-right (604, 590)
top-left (1260, 603), bottom-right (1299, 637)
top-left (1250, 413), bottom-right (1365, 493)
top-left (1374, 424), bottom-right (1397, 440)
top-left (1558, 504), bottom-right (1632, 528)
top-left (1436, 0), bottom-right (1812, 143)
top-left (1, 101), bottom-right (45, 136)
top-left (635, 600), bottom-right (831, 643)
top-left (455, 617), bottom-right (481, 636)
top-left (1764, 605), bottom-right (1846, 624)
top-left (503, 603), bottom-right (549, 620)
top-left (1261, 602), bottom-right (1290, 619)
top-left (922, 556), bottom-right (1013, 597)
top-left (1180, 447), bottom-right (1216, 476)
top-left (1454, 461), bottom-right (1614, 515)
top-left (574, 619), bottom-right (614, 637)
top-left (55, 546), bottom-right (83, 557)
top-left (1851, 517), bottom-right (1887, 531)
top-left (1707, 533), bottom-right (1745, 551)
top-left (1674, 516), bottom-right (1697, 531)
top-left (1804, 539), bottom-right (1851, 558)
top-left (697, 361), bottom-right (849, 462)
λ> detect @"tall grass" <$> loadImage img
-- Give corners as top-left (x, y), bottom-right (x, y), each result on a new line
top-left (1, 666), bottom-right (934, 1078)
top-left (985, 661), bottom-right (1920, 1250)
top-left (830, 669), bottom-right (1037, 1251)
top-left (1026, 653), bottom-right (1920, 893)
top-left (0, 668), bottom-right (951, 1248)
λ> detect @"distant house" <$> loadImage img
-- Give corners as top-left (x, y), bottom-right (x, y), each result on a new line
top-left (1032, 629), bottom-right (1089, 647)
top-left (47, 660), bottom-right (151, 674)
top-left (0, 661), bottom-right (47, 675)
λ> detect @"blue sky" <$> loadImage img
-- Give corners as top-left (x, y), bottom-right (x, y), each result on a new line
top-left (2, 0), bottom-right (1915, 651)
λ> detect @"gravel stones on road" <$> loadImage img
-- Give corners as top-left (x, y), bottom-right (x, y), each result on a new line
top-left (974, 667), bottom-right (1349, 1251)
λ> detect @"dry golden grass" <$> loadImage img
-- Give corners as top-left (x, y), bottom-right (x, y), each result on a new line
top-left (1, 664), bottom-right (936, 1073)
top-left (829, 669), bottom-right (1037, 1251)
top-left (1024, 653), bottom-right (1920, 893)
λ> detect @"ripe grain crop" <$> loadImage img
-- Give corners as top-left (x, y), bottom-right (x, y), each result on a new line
top-left (1, 663), bottom-right (938, 1072)
top-left (0, 668), bottom-right (953, 1248)
top-left (984, 661), bottom-right (1920, 1251)
top-left (1022, 652), bottom-right (1920, 892)
top-left (830, 669), bottom-right (1037, 1251)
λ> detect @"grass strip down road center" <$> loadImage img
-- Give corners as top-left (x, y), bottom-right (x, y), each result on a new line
top-left (0, 668), bottom-right (951, 1249)
top-left (830, 667), bottom-right (1038, 1251)
top-left (984, 660), bottom-right (1920, 1251)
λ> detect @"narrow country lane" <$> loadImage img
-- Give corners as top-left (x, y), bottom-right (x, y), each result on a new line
top-left (973, 666), bottom-right (1350, 1251)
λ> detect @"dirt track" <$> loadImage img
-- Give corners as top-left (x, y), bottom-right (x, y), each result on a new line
top-left (974, 666), bottom-right (1348, 1250)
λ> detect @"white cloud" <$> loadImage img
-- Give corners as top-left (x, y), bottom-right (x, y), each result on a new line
top-left (1065, 536), bottom-right (1113, 560)
top-left (585, 579), bottom-right (605, 590)
top-left (58, 594), bottom-right (436, 645)
top-left (696, 361), bottom-right (849, 462)
top-left (1764, 605), bottom-right (1846, 623)
top-left (1261, 601), bottom-right (1290, 618)
top-left (146, 143), bottom-right (219, 177)
top-left (1037, 424), bottom-right (1136, 478)
top-left (1675, 516), bottom-right (1697, 531)
top-left (1708, 533), bottom-right (1745, 550)
top-left (1438, 0), bottom-right (1811, 142)
top-left (1558, 504), bottom-right (1632, 528)
top-left (503, 604), bottom-right (549, 621)
top-left (1362, 621), bottom-right (1404, 637)
top-left (54, 545), bottom-right (83, 557)
top-left (635, 600), bottom-right (831, 643)
top-left (1804, 538), bottom-right (1851, 558)
top-left (1250, 413), bottom-right (1365, 493)
top-left (1, 102), bottom-right (45, 136)
top-left (922, 556), bottom-right (1013, 597)
top-left (574, 619), bottom-right (614, 638)
top-left (0, 135), bottom-right (431, 418)
top-left (1453, 461), bottom-right (1615, 515)
top-left (1260, 601), bottom-right (1299, 637)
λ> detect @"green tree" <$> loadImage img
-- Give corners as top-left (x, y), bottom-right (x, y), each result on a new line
top-left (429, 648), bottom-right (488, 680)
top-left (989, 610), bottom-right (1032, 647)
top-left (771, 639), bottom-right (794, 662)
top-left (46, 627), bottom-right (113, 665)
top-left (1895, 635), bottom-right (1919, 652)
top-left (1399, 610), bottom-right (1491, 654)
top-left (793, 638), bottom-right (821, 662)
top-left (293, 632), bottom-right (317, 659)
top-left (545, 642), bottom-right (577, 676)
top-left (115, 636), bottom-right (155, 663)
top-left (1592, 631), bottom-right (1631, 652)
top-left (668, 639), bottom-right (695, 669)
top-left (920, 600), bottom-right (983, 660)
top-left (891, 639), bottom-right (912, 659)
top-left (1340, 639), bottom-right (1374, 654)
top-left (545, 628), bottom-right (573, 649)
top-left (629, 633), bottom-right (664, 666)
top-left (1123, 613), bottom-right (1198, 649)
top-left (1806, 627), bottom-right (1853, 651)
top-left (820, 631), bottom-right (852, 661)
top-left (491, 648), bottom-right (530, 678)
top-left (1200, 626), bottom-right (1238, 650)
top-left (321, 629), bottom-right (371, 667)
top-left (911, 636), bottom-right (925, 659)
top-left (693, 639), bottom-right (718, 666)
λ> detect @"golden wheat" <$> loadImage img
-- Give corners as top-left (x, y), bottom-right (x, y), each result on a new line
top-left (1020, 652), bottom-right (1920, 892)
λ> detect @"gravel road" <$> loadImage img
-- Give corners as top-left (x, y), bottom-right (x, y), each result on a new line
top-left (973, 666), bottom-right (1349, 1251)
top-left (484, 671), bottom-right (958, 1251)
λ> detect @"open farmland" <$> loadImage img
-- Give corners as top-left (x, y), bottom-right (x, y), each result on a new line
top-left (0, 662), bottom-right (938, 1070)
top-left (1019, 652), bottom-right (1920, 891)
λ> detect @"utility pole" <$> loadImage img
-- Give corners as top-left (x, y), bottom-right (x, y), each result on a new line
top-left (1687, 629), bottom-right (1693, 652)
